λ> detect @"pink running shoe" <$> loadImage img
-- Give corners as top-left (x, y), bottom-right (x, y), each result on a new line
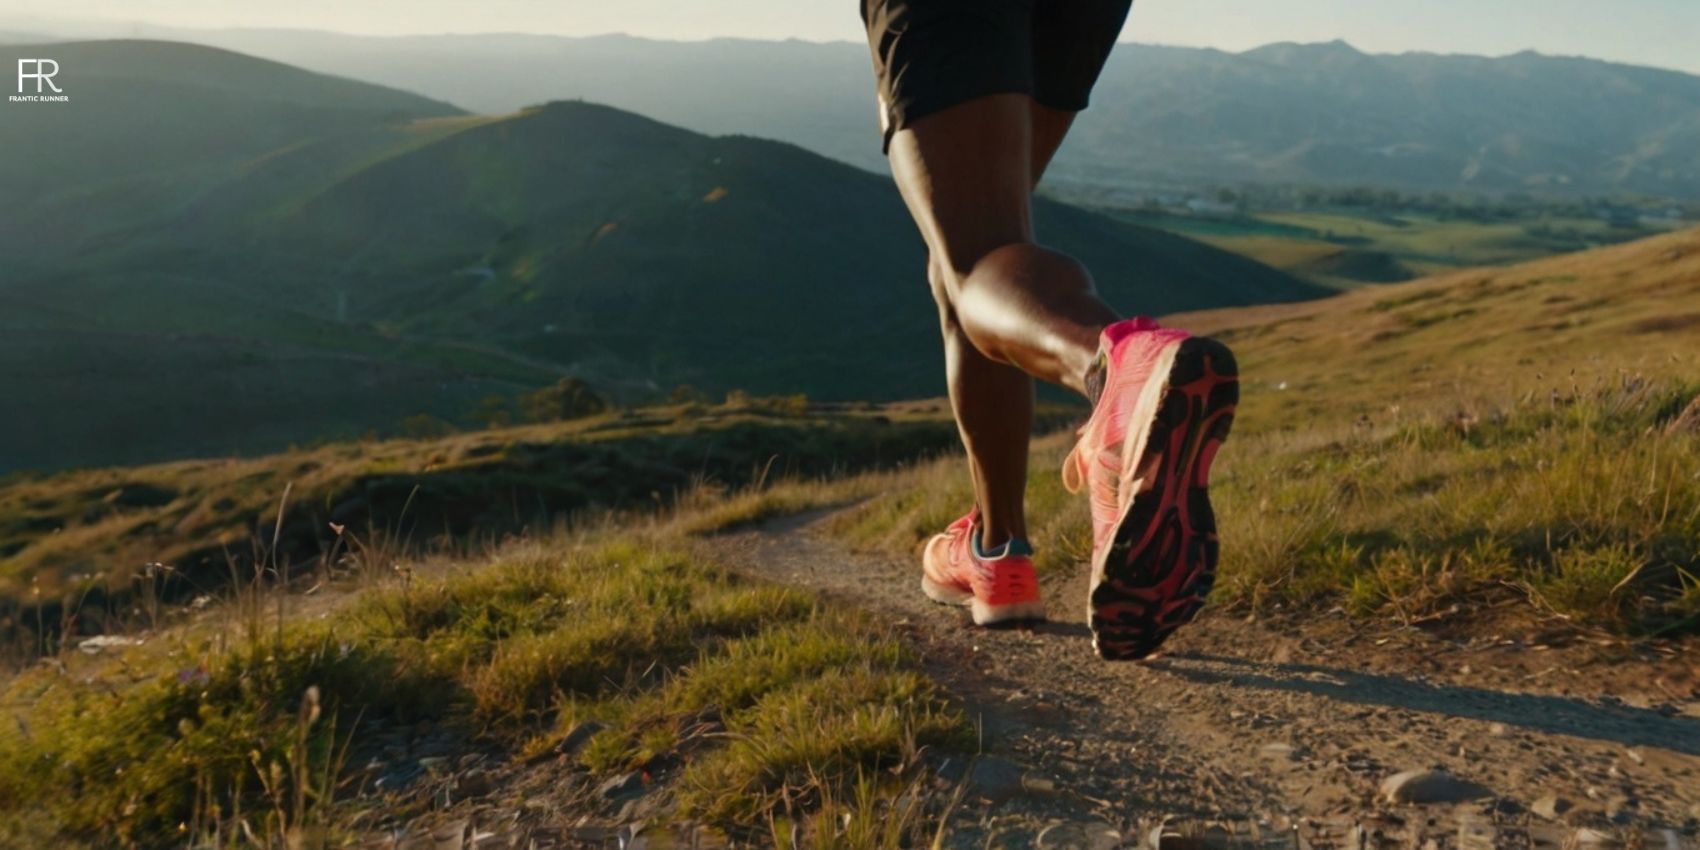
top-left (1063, 318), bottom-right (1238, 660)
top-left (921, 511), bottom-right (1046, 626)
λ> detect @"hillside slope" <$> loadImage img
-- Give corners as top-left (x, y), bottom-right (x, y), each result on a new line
top-left (1, 42), bottom-right (1325, 470)
top-left (0, 40), bottom-right (462, 256)
top-left (200, 101), bottom-right (1324, 400)
top-left (1169, 225), bottom-right (1700, 428)
top-left (0, 41), bottom-right (538, 472)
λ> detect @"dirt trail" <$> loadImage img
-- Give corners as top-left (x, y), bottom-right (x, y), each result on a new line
top-left (697, 510), bottom-right (1700, 848)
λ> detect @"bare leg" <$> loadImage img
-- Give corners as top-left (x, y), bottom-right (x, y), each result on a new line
top-left (889, 94), bottom-right (1122, 548)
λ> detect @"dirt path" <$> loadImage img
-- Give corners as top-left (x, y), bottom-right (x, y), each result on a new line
top-left (696, 510), bottom-right (1700, 848)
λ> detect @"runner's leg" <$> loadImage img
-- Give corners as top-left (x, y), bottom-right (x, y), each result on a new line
top-left (890, 94), bottom-right (1120, 548)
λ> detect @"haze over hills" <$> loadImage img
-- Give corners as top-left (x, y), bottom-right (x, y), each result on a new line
top-left (27, 26), bottom-right (1700, 199)
top-left (0, 40), bottom-right (1323, 472)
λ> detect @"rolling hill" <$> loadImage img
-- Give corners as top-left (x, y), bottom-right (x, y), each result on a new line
top-left (0, 40), bottom-right (1324, 472)
top-left (1169, 225), bottom-right (1700, 429)
top-left (60, 28), bottom-right (1700, 199)
top-left (0, 39), bottom-right (463, 256)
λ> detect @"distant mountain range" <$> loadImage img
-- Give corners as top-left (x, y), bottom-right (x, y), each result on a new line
top-left (20, 26), bottom-right (1699, 199)
top-left (0, 40), bottom-right (1322, 471)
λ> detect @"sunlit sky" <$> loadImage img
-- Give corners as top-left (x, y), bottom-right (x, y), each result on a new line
top-left (9, 0), bottom-right (1700, 74)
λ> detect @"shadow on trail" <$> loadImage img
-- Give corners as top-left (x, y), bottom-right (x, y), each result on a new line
top-left (1149, 652), bottom-right (1700, 755)
top-left (1024, 621), bottom-right (1093, 639)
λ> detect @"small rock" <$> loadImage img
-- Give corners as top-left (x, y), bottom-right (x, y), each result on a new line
top-left (1532, 794), bottom-right (1574, 820)
top-left (1486, 723), bottom-right (1510, 737)
top-left (1260, 743), bottom-right (1299, 761)
top-left (1380, 769), bottom-right (1492, 805)
top-left (598, 770), bottom-right (645, 800)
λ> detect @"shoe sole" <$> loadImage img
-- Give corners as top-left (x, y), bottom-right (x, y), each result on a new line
top-left (1090, 336), bottom-right (1238, 661)
top-left (921, 577), bottom-right (1047, 626)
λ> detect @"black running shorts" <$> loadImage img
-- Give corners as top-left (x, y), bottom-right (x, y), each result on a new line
top-left (860, 0), bottom-right (1134, 150)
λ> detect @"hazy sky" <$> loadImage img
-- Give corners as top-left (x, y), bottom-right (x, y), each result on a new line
top-left (9, 0), bottom-right (1700, 74)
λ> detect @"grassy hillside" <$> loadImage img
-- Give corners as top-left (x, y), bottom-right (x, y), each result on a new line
top-left (0, 399), bottom-right (997, 846)
top-left (0, 394), bottom-right (1059, 650)
top-left (747, 229), bottom-right (1700, 636)
top-left (0, 538), bottom-right (968, 847)
top-left (3, 41), bottom-right (1326, 471)
top-left (1170, 225), bottom-right (1700, 423)
top-left (222, 100), bottom-right (1324, 400)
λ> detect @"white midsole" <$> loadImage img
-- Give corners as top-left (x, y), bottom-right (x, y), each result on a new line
top-left (922, 577), bottom-right (1046, 624)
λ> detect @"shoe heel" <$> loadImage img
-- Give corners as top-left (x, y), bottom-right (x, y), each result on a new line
top-left (921, 576), bottom-right (974, 606)
top-left (970, 596), bottom-right (1046, 626)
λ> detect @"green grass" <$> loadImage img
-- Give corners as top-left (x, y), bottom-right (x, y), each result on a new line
top-left (0, 396), bottom-right (972, 652)
top-left (0, 539), bottom-right (969, 846)
top-left (826, 373), bottom-right (1700, 636)
top-left (1211, 378), bottom-right (1700, 631)
top-left (810, 231), bottom-right (1700, 636)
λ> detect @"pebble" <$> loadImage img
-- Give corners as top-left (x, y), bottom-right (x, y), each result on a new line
top-left (1531, 794), bottom-right (1573, 820)
top-left (1380, 769), bottom-right (1492, 805)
